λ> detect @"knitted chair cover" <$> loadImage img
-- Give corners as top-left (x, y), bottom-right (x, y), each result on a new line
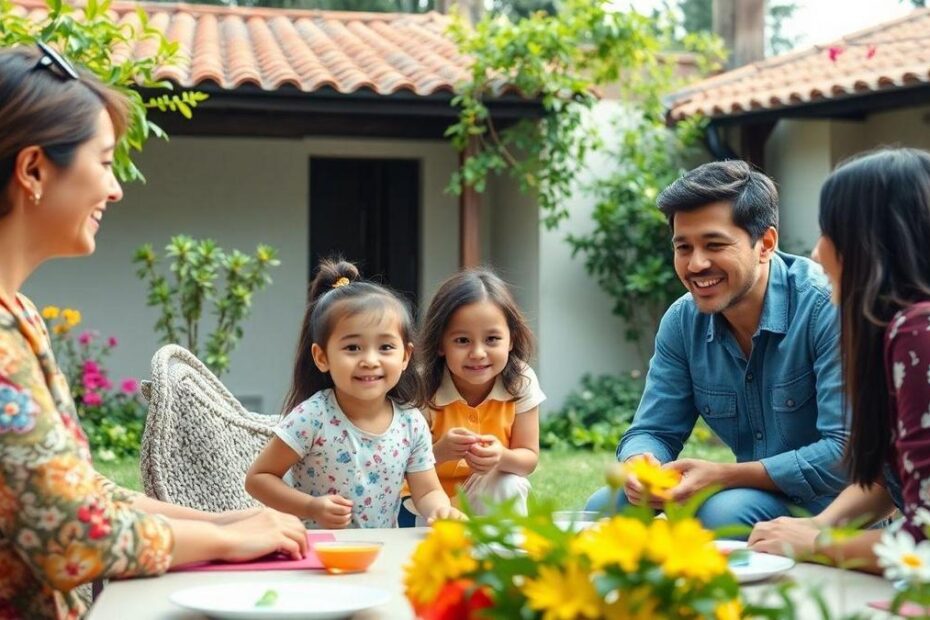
top-left (139, 345), bottom-right (276, 512)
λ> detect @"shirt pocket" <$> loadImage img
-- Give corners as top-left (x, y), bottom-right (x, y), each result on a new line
top-left (771, 371), bottom-right (818, 444)
top-left (693, 385), bottom-right (739, 451)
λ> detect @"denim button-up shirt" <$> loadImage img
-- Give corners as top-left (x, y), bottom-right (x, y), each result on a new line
top-left (618, 252), bottom-right (848, 506)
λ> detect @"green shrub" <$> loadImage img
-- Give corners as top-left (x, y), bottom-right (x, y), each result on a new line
top-left (540, 373), bottom-right (645, 451)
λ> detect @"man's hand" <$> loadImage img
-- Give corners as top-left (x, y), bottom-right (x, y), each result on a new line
top-left (624, 452), bottom-right (663, 508)
top-left (434, 427), bottom-right (480, 462)
top-left (664, 458), bottom-right (724, 503)
top-left (464, 435), bottom-right (504, 473)
top-left (747, 516), bottom-right (820, 558)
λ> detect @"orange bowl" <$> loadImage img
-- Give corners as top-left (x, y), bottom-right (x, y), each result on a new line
top-left (313, 541), bottom-right (383, 574)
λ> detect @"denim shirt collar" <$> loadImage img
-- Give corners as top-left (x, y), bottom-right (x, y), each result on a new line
top-left (705, 252), bottom-right (790, 342)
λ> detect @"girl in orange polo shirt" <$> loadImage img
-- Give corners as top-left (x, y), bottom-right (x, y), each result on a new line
top-left (415, 269), bottom-right (545, 517)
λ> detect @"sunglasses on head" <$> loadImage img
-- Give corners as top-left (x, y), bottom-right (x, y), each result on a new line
top-left (34, 41), bottom-right (79, 80)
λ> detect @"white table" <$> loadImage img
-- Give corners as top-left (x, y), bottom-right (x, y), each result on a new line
top-left (88, 527), bottom-right (898, 619)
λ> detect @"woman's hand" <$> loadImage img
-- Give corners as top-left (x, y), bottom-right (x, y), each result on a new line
top-left (427, 505), bottom-right (467, 523)
top-left (216, 508), bottom-right (308, 562)
top-left (747, 516), bottom-right (821, 558)
top-left (308, 494), bottom-right (353, 529)
top-left (210, 506), bottom-right (263, 526)
top-left (464, 435), bottom-right (503, 473)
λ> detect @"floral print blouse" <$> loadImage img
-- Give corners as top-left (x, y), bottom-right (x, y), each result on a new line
top-left (886, 302), bottom-right (930, 541)
top-left (0, 294), bottom-right (173, 619)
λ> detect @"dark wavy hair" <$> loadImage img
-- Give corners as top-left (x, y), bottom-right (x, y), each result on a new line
top-left (818, 148), bottom-right (930, 485)
top-left (281, 257), bottom-right (420, 414)
top-left (418, 268), bottom-right (534, 409)
top-left (0, 46), bottom-right (129, 217)
top-left (657, 159), bottom-right (778, 242)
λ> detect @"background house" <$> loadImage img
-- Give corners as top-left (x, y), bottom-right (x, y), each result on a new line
top-left (666, 5), bottom-right (930, 253)
top-left (15, 0), bottom-right (641, 413)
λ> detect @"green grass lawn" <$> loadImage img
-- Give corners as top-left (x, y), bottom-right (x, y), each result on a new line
top-left (97, 439), bottom-right (733, 510)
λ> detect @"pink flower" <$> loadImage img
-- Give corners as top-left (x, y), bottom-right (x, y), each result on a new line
top-left (82, 360), bottom-right (100, 374)
top-left (83, 372), bottom-right (105, 391)
top-left (827, 45), bottom-right (845, 63)
top-left (82, 391), bottom-right (103, 407)
top-left (866, 44), bottom-right (877, 60)
top-left (120, 379), bottom-right (139, 395)
top-left (107, 336), bottom-right (118, 348)
top-left (78, 331), bottom-right (94, 346)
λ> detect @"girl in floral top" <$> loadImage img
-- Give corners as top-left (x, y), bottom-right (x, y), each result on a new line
top-left (0, 47), bottom-right (308, 619)
top-left (749, 148), bottom-right (930, 573)
top-left (246, 259), bottom-right (464, 528)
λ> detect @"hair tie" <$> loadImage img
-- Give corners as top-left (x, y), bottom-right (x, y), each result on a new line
top-left (332, 277), bottom-right (351, 289)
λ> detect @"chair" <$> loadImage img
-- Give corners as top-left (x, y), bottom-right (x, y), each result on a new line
top-left (139, 344), bottom-right (276, 512)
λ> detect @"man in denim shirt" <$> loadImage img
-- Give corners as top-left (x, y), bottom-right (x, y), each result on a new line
top-left (586, 160), bottom-right (847, 530)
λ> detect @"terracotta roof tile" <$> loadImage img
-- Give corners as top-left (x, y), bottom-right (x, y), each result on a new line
top-left (667, 7), bottom-right (930, 120)
top-left (12, 0), bottom-right (475, 96)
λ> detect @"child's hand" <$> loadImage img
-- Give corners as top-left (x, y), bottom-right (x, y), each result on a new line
top-left (308, 494), bottom-right (353, 529)
top-left (427, 505), bottom-right (467, 524)
top-left (464, 435), bottom-right (503, 473)
top-left (435, 427), bottom-right (480, 462)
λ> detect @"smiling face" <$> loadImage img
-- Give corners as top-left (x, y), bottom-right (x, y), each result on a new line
top-left (672, 201), bottom-right (774, 315)
top-left (439, 300), bottom-right (512, 401)
top-left (35, 108), bottom-right (122, 258)
top-left (311, 308), bottom-right (412, 408)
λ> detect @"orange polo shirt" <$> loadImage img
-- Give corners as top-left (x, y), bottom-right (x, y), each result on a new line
top-left (429, 365), bottom-right (545, 498)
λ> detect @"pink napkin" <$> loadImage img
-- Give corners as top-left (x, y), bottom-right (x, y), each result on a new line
top-left (170, 532), bottom-right (336, 573)
top-left (868, 600), bottom-right (930, 617)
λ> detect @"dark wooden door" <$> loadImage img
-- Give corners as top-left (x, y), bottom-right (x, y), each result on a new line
top-left (309, 158), bottom-right (420, 303)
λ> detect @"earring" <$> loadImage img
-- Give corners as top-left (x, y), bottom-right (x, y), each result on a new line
top-left (31, 192), bottom-right (41, 205)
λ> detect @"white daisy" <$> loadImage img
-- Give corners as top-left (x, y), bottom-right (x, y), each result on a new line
top-left (894, 362), bottom-right (907, 391)
top-left (16, 529), bottom-right (40, 549)
top-left (910, 351), bottom-right (921, 367)
top-left (904, 451), bottom-right (915, 473)
top-left (899, 418), bottom-right (908, 439)
top-left (922, 410), bottom-right (930, 429)
top-left (875, 529), bottom-right (930, 583)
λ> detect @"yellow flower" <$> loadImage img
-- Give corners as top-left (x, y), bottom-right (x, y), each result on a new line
top-left (522, 527), bottom-right (553, 560)
top-left (647, 518), bottom-right (727, 581)
top-left (624, 456), bottom-right (681, 498)
top-left (52, 324), bottom-right (69, 335)
top-left (572, 515), bottom-right (648, 571)
top-left (61, 308), bottom-right (81, 327)
top-left (715, 599), bottom-right (743, 620)
top-left (404, 520), bottom-right (477, 606)
top-left (41, 306), bottom-right (60, 320)
top-left (523, 560), bottom-right (601, 620)
top-left (602, 586), bottom-right (663, 620)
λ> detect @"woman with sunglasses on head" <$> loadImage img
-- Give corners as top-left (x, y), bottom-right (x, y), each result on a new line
top-left (0, 46), bottom-right (308, 618)
top-left (749, 148), bottom-right (930, 573)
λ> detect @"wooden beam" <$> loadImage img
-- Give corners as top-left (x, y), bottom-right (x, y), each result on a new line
top-left (459, 138), bottom-right (481, 269)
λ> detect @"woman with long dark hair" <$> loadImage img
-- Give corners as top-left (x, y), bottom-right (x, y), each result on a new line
top-left (749, 148), bottom-right (930, 572)
top-left (0, 46), bottom-right (307, 618)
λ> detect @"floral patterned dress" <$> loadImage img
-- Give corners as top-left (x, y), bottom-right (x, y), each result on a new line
top-left (0, 294), bottom-right (173, 619)
top-left (886, 301), bottom-right (930, 540)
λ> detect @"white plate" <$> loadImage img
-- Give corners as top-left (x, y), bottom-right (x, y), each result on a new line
top-left (169, 582), bottom-right (391, 619)
top-left (716, 540), bottom-right (795, 584)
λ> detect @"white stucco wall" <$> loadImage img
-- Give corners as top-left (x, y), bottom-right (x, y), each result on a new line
top-left (764, 119), bottom-right (833, 253)
top-left (764, 105), bottom-right (930, 253)
top-left (24, 135), bottom-right (460, 415)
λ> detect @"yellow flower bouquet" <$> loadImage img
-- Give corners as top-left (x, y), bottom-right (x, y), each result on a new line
top-left (403, 459), bottom-right (795, 620)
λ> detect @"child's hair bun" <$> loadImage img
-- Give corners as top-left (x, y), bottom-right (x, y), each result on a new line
top-left (308, 257), bottom-right (361, 303)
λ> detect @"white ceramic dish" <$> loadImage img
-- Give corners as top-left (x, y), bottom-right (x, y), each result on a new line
top-left (169, 582), bottom-right (391, 619)
top-left (715, 540), bottom-right (795, 584)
